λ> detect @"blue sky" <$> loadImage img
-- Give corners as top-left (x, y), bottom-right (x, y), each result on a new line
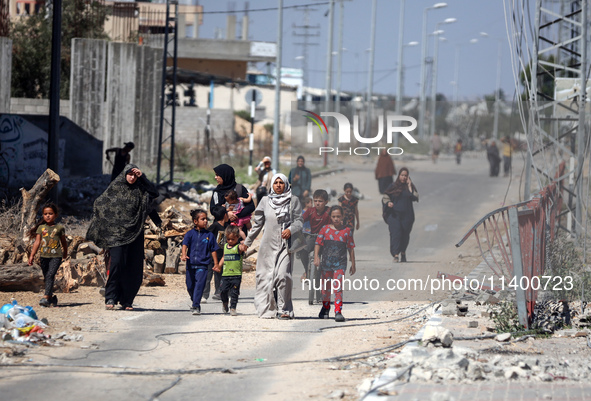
top-left (196, 1), bottom-right (528, 101)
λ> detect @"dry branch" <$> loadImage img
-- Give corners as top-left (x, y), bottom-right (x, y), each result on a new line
top-left (20, 169), bottom-right (60, 243)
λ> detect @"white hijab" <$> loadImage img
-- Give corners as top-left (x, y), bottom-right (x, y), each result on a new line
top-left (267, 173), bottom-right (292, 220)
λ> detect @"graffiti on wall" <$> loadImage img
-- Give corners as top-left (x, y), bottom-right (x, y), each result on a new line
top-left (0, 114), bottom-right (60, 189)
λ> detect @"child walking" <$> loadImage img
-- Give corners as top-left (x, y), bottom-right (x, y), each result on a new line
top-left (181, 209), bottom-right (219, 315)
top-left (338, 183), bottom-right (360, 236)
top-left (224, 189), bottom-right (252, 240)
top-left (204, 205), bottom-right (229, 302)
top-left (214, 225), bottom-right (245, 316)
top-left (314, 205), bottom-right (356, 322)
top-left (28, 203), bottom-right (68, 307)
top-left (299, 189), bottom-right (331, 280)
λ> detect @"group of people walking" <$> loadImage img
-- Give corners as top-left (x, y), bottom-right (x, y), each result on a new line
top-left (29, 148), bottom-right (416, 322)
top-left (78, 157), bottom-right (358, 322)
top-left (486, 136), bottom-right (513, 177)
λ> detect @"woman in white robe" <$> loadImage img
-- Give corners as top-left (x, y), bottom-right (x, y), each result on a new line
top-left (244, 174), bottom-right (303, 319)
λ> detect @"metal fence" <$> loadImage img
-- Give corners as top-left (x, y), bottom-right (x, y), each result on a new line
top-left (455, 161), bottom-right (566, 328)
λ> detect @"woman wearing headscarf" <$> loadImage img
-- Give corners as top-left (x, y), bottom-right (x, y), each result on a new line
top-left (86, 164), bottom-right (162, 310)
top-left (375, 149), bottom-right (396, 194)
top-left (210, 164), bottom-right (255, 226)
top-left (243, 174), bottom-right (303, 319)
top-left (382, 167), bottom-right (418, 263)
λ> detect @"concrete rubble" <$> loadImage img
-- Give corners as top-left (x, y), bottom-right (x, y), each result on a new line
top-left (356, 295), bottom-right (591, 397)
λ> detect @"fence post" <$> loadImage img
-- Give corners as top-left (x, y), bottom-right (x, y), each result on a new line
top-left (508, 207), bottom-right (529, 329)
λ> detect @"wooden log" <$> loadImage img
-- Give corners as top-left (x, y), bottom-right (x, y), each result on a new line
top-left (0, 264), bottom-right (43, 292)
top-left (143, 272), bottom-right (166, 286)
top-left (145, 240), bottom-right (162, 250)
top-left (154, 254), bottom-right (165, 273)
top-left (145, 249), bottom-right (155, 263)
top-left (19, 169), bottom-right (60, 244)
top-left (78, 242), bottom-right (101, 255)
top-left (67, 236), bottom-right (86, 258)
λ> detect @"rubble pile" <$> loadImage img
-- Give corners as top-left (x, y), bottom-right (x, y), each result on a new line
top-left (384, 343), bottom-right (591, 384)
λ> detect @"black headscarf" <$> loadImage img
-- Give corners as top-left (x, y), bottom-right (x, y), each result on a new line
top-left (213, 164), bottom-right (236, 192)
top-left (211, 164), bottom-right (237, 208)
top-left (384, 167), bottom-right (417, 199)
top-left (86, 164), bottom-right (159, 249)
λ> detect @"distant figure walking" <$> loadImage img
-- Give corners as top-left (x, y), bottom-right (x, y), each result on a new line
top-left (255, 156), bottom-right (275, 203)
top-left (289, 155), bottom-right (312, 202)
top-left (382, 167), bottom-right (418, 263)
top-left (501, 136), bottom-right (513, 177)
top-left (486, 140), bottom-right (501, 177)
top-left (105, 142), bottom-right (135, 182)
top-left (454, 139), bottom-right (463, 165)
top-left (430, 133), bottom-right (442, 164)
top-left (375, 149), bottom-right (396, 194)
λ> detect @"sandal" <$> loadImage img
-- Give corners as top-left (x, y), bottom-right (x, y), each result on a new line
top-left (121, 304), bottom-right (134, 311)
top-left (278, 313), bottom-right (292, 320)
top-left (105, 300), bottom-right (116, 310)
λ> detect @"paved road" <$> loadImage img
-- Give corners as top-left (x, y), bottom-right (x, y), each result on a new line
top-left (1, 155), bottom-right (524, 401)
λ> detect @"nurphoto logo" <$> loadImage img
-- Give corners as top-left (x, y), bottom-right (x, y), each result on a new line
top-left (302, 110), bottom-right (418, 156)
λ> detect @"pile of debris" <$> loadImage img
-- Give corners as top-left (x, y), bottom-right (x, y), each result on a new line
top-left (0, 301), bottom-right (51, 345)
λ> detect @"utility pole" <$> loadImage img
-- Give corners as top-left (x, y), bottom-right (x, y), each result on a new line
top-left (333, 0), bottom-right (345, 165)
top-left (47, 0), bottom-right (62, 202)
top-left (323, 0), bottom-right (334, 167)
top-left (394, 0), bottom-right (405, 149)
top-left (365, 0), bottom-right (377, 140)
top-left (293, 6), bottom-right (320, 94)
top-left (575, 0), bottom-right (587, 238)
top-left (272, 0), bottom-right (283, 173)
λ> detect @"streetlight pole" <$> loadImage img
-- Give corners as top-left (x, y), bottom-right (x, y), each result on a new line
top-left (272, 0), bottom-right (283, 172)
top-left (324, 0), bottom-right (334, 167)
top-left (430, 17), bottom-right (456, 139)
top-left (334, 0), bottom-right (345, 165)
top-left (452, 38), bottom-right (478, 107)
top-left (419, 2), bottom-right (447, 140)
top-left (480, 32), bottom-right (503, 139)
top-left (395, 0), bottom-right (406, 122)
top-left (365, 0), bottom-right (377, 139)
top-left (492, 40), bottom-right (502, 139)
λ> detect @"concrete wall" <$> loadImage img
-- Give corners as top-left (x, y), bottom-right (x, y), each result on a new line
top-left (0, 114), bottom-right (64, 189)
top-left (10, 98), bottom-right (71, 117)
top-left (104, 42), bottom-right (138, 173)
top-left (175, 58), bottom-right (247, 80)
top-left (69, 39), bottom-right (162, 173)
top-left (134, 46), bottom-right (163, 167)
top-left (174, 83), bottom-right (297, 125)
top-left (168, 108), bottom-right (234, 146)
top-left (22, 115), bottom-right (103, 178)
top-left (0, 38), bottom-right (11, 114)
top-left (70, 39), bottom-right (107, 141)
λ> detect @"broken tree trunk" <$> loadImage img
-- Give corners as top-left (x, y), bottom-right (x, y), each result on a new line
top-left (153, 254), bottom-right (165, 273)
top-left (0, 264), bottom-right (44, 292)
top-left (78, 242), bottom-right (102, 255)
top-left (20, 169), bottom-right (60, 244)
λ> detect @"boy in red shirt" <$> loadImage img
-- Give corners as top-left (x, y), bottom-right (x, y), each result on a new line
top-left (299, 189), bottom-right (331, 279)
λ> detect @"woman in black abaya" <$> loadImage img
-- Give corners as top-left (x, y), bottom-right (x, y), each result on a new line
top-left (86, 164), bottom-right (162, 310)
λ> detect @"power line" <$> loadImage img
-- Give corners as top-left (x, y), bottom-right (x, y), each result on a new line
top-left (197, 2), bottom-right (329, 15)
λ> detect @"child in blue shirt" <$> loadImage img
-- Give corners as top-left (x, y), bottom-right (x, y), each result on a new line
top-left (181, 209), bottom-right (219, 315)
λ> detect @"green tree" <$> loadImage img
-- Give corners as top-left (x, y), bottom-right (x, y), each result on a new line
top-left (519, 55), bottom-right (556, 101)
top-left (10, 0), bottom-right (109, 99)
